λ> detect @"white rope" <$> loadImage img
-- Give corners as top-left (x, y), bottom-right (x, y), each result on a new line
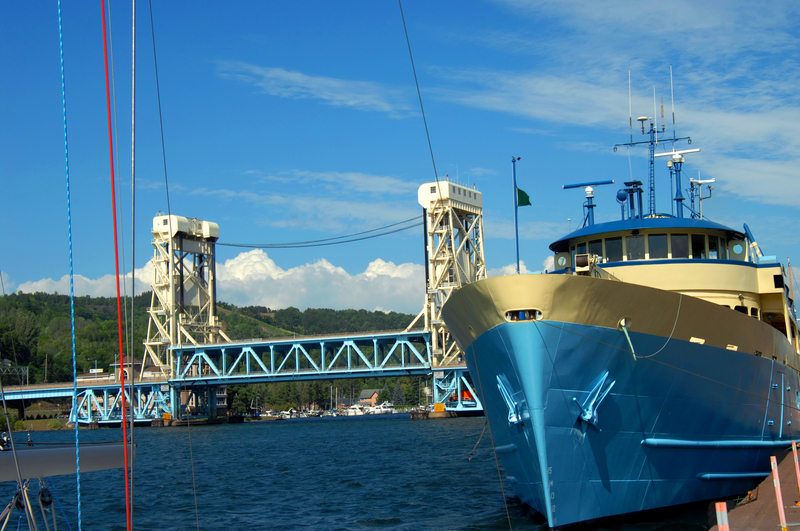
top-left (636, 294), bottom-right (683, 359)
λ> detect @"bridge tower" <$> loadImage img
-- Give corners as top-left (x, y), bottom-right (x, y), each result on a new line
top-left (411, 180), bottom-right (486, 368)
top-left (142, 215), bottom-right (230, 379)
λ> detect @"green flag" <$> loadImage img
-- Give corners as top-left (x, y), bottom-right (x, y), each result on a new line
top-left (517, 187), bottom-right (531, 207)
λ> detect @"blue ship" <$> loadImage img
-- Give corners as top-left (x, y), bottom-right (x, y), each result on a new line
top-left (441, 118), bottom-right (800, 527)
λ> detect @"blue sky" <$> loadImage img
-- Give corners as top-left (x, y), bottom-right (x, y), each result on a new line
top-left (1, 1), bottom-right (799, 314)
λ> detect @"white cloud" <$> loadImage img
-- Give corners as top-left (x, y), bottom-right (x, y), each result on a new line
top-left (217, 251), bottom-right (424, 312)
top-left (484, 218), bottom-right (568, 242)
top-left (245, 169), bottom-right (418, 195)
top-left (488, 261), bottom-right (529, 277)
top-left (17, 263), bottom-right (153, 298)
top-left (542, 255), bottom-right (555, 272)
top-left (18, 251), bottom-right (425, 314)
top-left (426, 1), bottom-right (800, 207)
top-left (468, 167), bottom-right (497, 177)
top-left (182, 184), bottom-right (419, 234)
top-left (217, 61), bottom-right (415, 117)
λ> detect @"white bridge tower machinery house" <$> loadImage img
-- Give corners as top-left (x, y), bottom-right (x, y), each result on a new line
top-left (143, 215), bottom-right (230, 380)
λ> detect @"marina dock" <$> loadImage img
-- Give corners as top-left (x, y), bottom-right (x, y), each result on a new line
top-left (710, 449), bottom-right (800, 530)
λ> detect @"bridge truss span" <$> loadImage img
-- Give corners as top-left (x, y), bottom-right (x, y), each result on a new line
top-left (172, 330), bottom-right (432, 386)
top-left (71, 383), bottom-right (171, 424)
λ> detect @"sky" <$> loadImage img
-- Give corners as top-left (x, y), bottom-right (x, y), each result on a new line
top-left (1, 1), bottom-right (799, 314)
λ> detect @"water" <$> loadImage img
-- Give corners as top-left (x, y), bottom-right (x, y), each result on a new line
top-left (0, 416), bottom-right (709, 530)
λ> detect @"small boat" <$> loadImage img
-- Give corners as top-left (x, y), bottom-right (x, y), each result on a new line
top-left (373, 402), bottom-right (395, 414)
top-left (345, 404), bottom-right (365, 416)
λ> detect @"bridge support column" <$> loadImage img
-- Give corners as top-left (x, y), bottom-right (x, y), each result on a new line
top-left (208, 386), bottom-right (218, 420)
top-left (170, 386), bottom-right (179, 420)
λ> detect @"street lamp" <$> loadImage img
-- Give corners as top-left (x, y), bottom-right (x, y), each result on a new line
top-left (92, 359), bottom-right (98, 379)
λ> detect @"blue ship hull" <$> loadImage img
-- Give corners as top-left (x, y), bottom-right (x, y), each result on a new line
top-left (442, 273), bottom-right (800, 528)
top-left (466, 319), bottom-right (798, 527)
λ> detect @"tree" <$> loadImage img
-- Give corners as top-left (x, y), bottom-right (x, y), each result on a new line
top-left (392, 381), bottom-right (405, 406)
top-left (377, 387), bottom-right (391, 404)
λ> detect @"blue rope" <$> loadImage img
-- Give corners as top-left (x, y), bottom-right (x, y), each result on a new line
top-left (58, 1), bottom-right (81, 530)
top-left (46, 477), bottom-right (74, 531)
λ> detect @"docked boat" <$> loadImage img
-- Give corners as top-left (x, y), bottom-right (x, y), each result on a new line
top-left (345, 404), bottom-right (366, 416)
top-left (441, 120), bottom-right (799, 527)
top-left (373, 402), bottom-right (395, 414)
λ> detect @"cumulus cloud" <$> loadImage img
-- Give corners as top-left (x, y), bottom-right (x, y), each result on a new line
top-left (542, 255), bottom-right (555, 272)
top-left (16, 263), bottom-right (154, 298)
top-left (216, 251), bottom-right (423, 312)
top-left (17, 251), bottom-right (425, 314)
top-left (488, 261), bottom-right (529, 277)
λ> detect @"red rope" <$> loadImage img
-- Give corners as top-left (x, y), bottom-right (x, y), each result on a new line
top-left (101, 1), bottom-right (132, 529)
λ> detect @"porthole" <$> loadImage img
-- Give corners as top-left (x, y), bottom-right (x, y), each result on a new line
top-left (505, 309), bottom-right (543, 322)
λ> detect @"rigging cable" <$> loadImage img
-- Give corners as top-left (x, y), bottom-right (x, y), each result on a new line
top-left (129, 1), bottom-right (138, 518)
top-left (105, 0), bottom-right (137, 517)
top-left (147, 2), bottom-right (201, 528)
top-left (217, 216), bottom-right (422, 249)
top-left (398, 0), bottom-right (444, 204)
top-left (100, 3), bottom-right (132, 530)
top-left (0, 280), bottom-right (34, 529)
top-left (467, 343), bottom-right (514, 531)
top-left (57, 0), bottom-right (82, 527)
top-left (105, 0), bottom-right (130, 372)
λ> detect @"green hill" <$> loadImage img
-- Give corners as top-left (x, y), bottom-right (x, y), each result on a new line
top-left (0, 292), bottom-right (418, 387)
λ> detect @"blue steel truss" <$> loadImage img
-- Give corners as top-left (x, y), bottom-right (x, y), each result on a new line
top-left (4, 330), bottom-right (484, 422)
top-left (433, 367), bottom-right (483, 412)
top-left (70, 383), bottom-right (171, 424)
top-left (171, 330), bottom-right (432, 386)
top-left (3, 382), bottom-right (171, 424)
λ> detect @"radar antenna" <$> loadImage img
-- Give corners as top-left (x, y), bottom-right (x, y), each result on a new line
top-left (688, 172), bottom-right (715, 219)
top-left (654, 148), bottom-right (701, 218)
top-left (614, 73), bottom-right (691, 218)
top-left (563, 180), bottom-right (615, 228)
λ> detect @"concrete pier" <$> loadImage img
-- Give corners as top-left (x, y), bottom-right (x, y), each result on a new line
top-left (709, 450), bottom-right (800, 530)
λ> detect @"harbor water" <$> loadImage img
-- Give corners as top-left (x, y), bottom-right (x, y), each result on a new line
top-left (1, 416), bottom-right (709, 530)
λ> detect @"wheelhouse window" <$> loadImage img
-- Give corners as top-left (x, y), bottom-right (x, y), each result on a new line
top-left (605, 237), bottom-right (623, 263)
top-left (648, 234), bottom-right (668, 259)
top-left (691, 234), bottom-right (706, 259)
top-left (626, 234), bottom-right (644, 261)
top-left (671, 234), bottom-right (689, 259)
top-left (577, 242), bottom-right (587, 255)
top-left (588, 239), bottom-right (603, 258)
top-left (708, 236), bottom-right (719, 259)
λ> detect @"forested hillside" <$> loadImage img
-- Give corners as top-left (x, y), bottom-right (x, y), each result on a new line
top-left (222, 303), bottom-right (419, 335)
top-left (0, 292), bottom-right (418, 388)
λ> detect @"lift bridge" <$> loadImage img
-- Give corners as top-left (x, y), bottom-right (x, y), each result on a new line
top-left (3, 180), bottom-right (487, 424)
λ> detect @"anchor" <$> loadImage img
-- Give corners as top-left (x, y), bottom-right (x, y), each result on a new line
top-left (497, 374), bottom-right (523, 426)
top-left (573, 370), bottom-right (615, 429)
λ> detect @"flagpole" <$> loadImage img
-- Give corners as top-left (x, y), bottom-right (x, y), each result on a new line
top-left (512, 156), bottom-right (520, 274)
